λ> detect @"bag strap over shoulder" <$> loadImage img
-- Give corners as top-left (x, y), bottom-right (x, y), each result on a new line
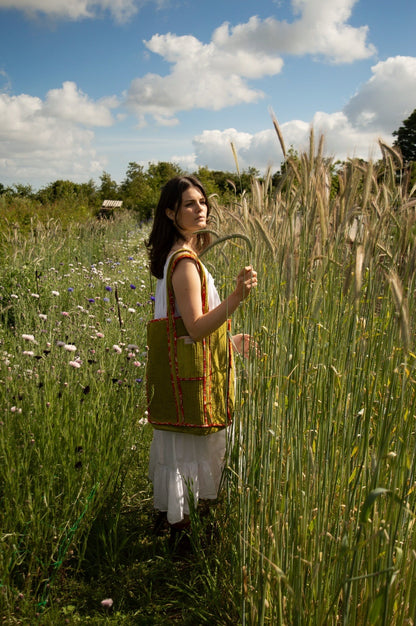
top-left (165, 248), bottom-right (208, 318)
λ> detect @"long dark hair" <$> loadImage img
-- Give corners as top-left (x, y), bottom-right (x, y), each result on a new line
top-left (146, 176), bottom-right (211, 279)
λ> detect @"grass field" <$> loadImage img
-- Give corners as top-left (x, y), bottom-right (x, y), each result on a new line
top-left (2, 134), bottom-right (416, 624)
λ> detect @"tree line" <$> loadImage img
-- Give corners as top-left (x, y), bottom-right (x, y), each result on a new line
top-left (1, 108), bottom-right (415, 224)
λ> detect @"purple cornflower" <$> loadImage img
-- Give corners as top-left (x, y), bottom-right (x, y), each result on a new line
top-left (105, 286), bottom-right (112, 292)
top-left (130, 284), bottom-right (136, 290)
top-left (67, 287), bottom-right (74, 292)
top-left (88, 298), bottom-right (95, 304)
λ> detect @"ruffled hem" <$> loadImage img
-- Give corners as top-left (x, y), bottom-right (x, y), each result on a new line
top-left (148, 428), bottom-right (227, 524)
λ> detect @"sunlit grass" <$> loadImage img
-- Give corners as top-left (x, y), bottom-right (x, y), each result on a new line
top-left (2, 132), bottom-right (416, 623)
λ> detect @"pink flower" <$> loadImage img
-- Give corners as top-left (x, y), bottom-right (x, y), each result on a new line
top-left (69, 361), bottom-right (81, 369)
top-left (101, 598), bottom-right (113, 608)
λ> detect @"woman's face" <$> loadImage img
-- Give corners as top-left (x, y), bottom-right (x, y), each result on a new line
top-left (167, 185), bottom-right (208, 237)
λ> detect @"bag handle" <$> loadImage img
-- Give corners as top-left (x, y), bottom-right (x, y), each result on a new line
top-left (165, 249), bottom-right (208, 321)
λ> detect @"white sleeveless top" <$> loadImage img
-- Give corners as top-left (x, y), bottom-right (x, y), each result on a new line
top-left (153, 253), bottom-right (221, 320)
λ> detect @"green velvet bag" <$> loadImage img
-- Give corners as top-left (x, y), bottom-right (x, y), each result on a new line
top-left (146, 249), bottom-right (234, 434)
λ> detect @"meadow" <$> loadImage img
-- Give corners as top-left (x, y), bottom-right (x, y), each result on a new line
top-left (2, 130), bottom-right (416, 624)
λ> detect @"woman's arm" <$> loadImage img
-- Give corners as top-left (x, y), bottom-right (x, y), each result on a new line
top-left (171, 257), bottom-right (256, 342)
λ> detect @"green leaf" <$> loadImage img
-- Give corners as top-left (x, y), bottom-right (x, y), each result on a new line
top-left (360, 488), bottom-right (390, 524)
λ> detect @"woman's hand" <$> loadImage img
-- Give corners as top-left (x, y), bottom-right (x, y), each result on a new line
top-left (234, 266), bottom-right (257, 302)
top-left (232, 333), bottom-right (258, 358)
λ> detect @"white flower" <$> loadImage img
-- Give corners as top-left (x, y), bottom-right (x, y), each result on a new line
top-left (10, 294), bottom-right (19, 299)
top-left (31, 293), bottom-right (40, 298)
top-left (112, 345), bottom-right (122, 354)
top-left (52, 290), bottom-right (60, 296)
top-left (22, 334), bottom-right (37, 344)
top-left (38, 313), bottom-right (48, 321)
top-left (69, 360), bottom-right (81, 368)
top-left (101, 598), bottom-right (113, 608)
top-left (64, 344), bottom-right (77, 352)
top-left (22, 350), bottom-right (35, 357)
top-left (128, 308), bottom-right (136, 314)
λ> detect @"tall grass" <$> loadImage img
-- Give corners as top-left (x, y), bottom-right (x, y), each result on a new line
top-left (2, 131), bottom-right (416, 623)
top-left (0, 215), bottom-right (150, 618)
top-left (209, 130), bottom-right (416, 624)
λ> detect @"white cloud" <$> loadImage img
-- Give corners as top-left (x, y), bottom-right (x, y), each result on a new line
top-left (126, 0), bottom-right (375, 125)
top-left (189, 55), bottom-right (416, 171)
top-left (213, 0), bottom-right (375, 64)
top-left (0, 0), bottom-right (168, 23)
top-left (344, 56), bottom-right (416, 131)
top-left (44, 81), bottom-right (119, 126)
top-left (0, 83), bottom-right (117, 186)
top-left (126, 33), bottom-right (281, 126)
top-left (192, 126), bottom-right (299, 173)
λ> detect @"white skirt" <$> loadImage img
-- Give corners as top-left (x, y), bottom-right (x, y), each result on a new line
top-left (148, 428), bottom-right (227, 525)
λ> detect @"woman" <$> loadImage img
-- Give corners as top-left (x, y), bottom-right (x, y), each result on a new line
top-left (146, 175), bottom-right (257, 538)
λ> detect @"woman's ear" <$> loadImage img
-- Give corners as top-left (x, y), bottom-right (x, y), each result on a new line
top-left (166, 208), bottom-right (175, 221)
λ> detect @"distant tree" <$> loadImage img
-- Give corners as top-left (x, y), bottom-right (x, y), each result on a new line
top-left (36, 179), bottom-right (97, 207)
top-left (120, 162), bottom-right (154, 219)
top-left (12, 183), bottom-right (34, 198)
top-left (37, 180), bottom-right (78, 204)
top-left (99, 171), bottom-right (119, 201)
top-left (393, 108), bottom-right (416, 163)
top-left (146, 161), bottom-right (184, 191)
top-left (194, 166), bottom-right (220, 197)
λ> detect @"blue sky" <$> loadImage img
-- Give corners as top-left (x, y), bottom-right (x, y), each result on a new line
top-left (0, 0), bottom-right (415, 190)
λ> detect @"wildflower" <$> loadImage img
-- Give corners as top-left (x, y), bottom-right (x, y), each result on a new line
top-left (61, 311), bottom-right (70, 317)
top-left (64, 344), bottom-right (77, 352)
top-left (112, 345), bottom-right (122, 354)
top-left (67, 287), bottom-right (74, 292)
top-left (22, 351), bottom-right (35, 357)
top-left (150, 296), bottom-right (155, 302)
top-left (135, 378), bottom-right (143, 383)
top-left (52, 290), bottom-right (60, 296)
top-left (69, 361), bottom-right (81, 368)
top-left (96, 332), bottom-right (104, 338)
top-left (88, 298), bottom-right (95, 304)
top-left (103, 297), bottom-right (110, 303)
top-left (128, 256), bottom-right (134, 260)
top-left (128, 308), bottom-right (136, 314)
top-left (133, 361), bottom-right (141, 367)
top-left (22, 334), bottom-right (37, 343)
top-left (11, 294), bottom-right (19, 299)
top-left (38, 313), bottom-right (47, 321)
top-left (130, 284), bottom-right (136, 289)
top-left (105, 286), bottom-right (112, 292)
top-left (31, 293), bottom-right (40, 298)
top-left (101, 598), bottom-right (113, 609)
